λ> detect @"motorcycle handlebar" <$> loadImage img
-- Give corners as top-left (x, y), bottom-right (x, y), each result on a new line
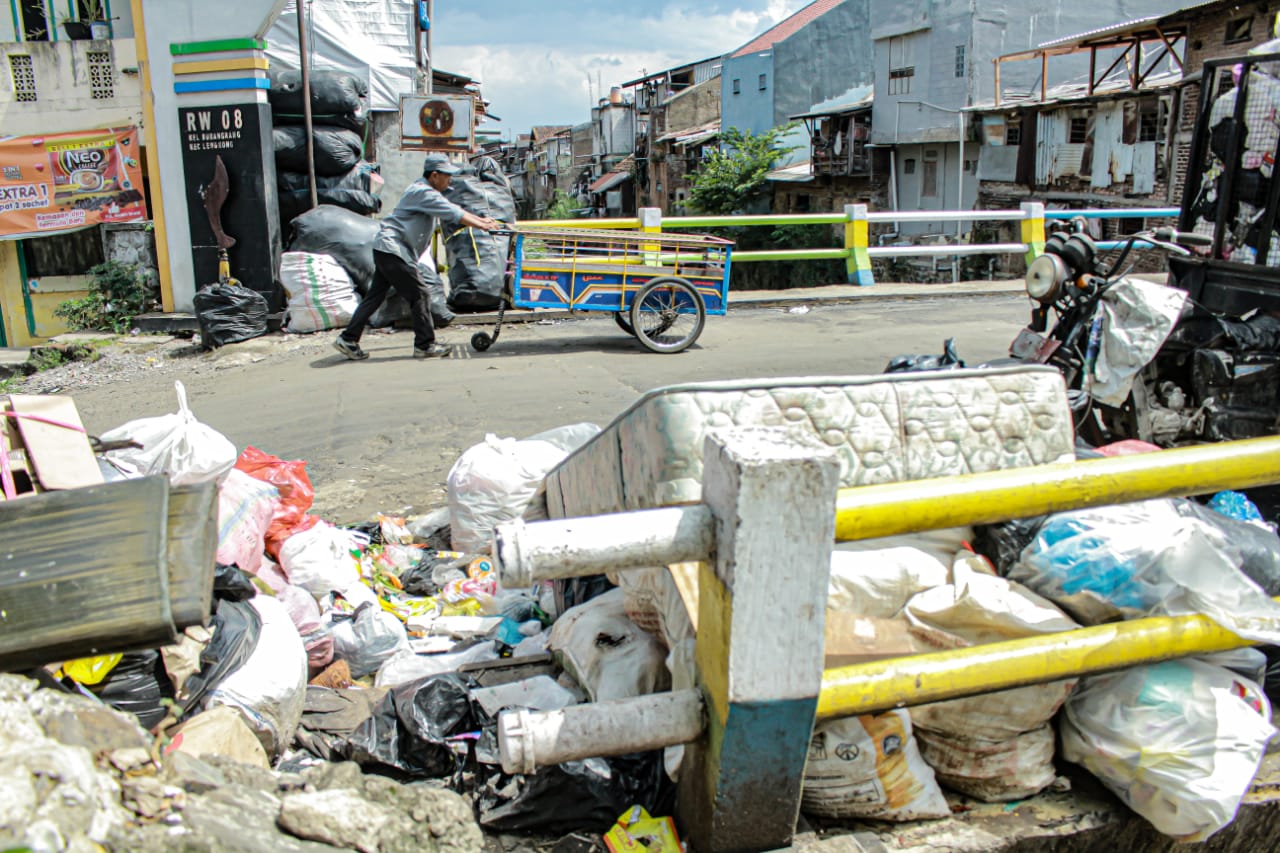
top-left (1151, 227), bottom-right (1213, 247)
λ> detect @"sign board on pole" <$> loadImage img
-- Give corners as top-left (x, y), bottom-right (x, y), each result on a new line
top-left (400, 94), bottom-right (475, 152)
top-left (0, 128), bottom-right (148, 239)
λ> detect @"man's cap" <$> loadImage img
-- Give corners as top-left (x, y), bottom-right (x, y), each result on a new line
top-left (422, 153), bottom-right (460, 176)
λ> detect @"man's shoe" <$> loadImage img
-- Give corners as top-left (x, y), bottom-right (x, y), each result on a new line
top-left (333, 338), bottom-right (369, 360)
top-left (413, 344), bottom-right (452, 359)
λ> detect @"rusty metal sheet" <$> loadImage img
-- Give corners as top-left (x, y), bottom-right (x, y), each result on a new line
top-left (166, 481), bottom-right (219, 630)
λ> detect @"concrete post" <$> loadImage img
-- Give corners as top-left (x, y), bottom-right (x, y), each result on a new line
top-left (680, 427), bottom-right (840, 853)
top-left (1021, 201), bottom-right (1046, 267)
top-left (844, 203), bottom-right (874, 286)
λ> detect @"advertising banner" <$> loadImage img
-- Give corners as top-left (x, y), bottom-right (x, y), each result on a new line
top-left (0, 128), bottom-right (148, 239)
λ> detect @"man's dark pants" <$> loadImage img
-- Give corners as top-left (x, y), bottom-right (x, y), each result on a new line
top-left (340, 249), bottom-right (436, 350)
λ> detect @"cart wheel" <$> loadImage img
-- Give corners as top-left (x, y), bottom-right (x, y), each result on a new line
top-left (613, 311), bottom-right (636, 337)
top-left (630, 276), bottom-right (705, 354)
top-left (471, 332), bottom-right (493, 352)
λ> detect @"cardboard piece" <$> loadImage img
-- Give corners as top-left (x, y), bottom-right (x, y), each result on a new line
top-left (604, 806), bottom-right (682, 853)
top-left (823, 612), bottom-right (928, 670)
top-left (164, 705), bottom-right (270, 769)
top-left (1, 394), bottom-right (102, 498)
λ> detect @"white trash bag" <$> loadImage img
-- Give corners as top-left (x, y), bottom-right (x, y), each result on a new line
top-left (205, 595), bottom-right (308, 758)
top-left (802, 711), bottom-right (951, 821)
top-left (278, 522), bottom-right (368, 597)
top-left (1061, 658), bottom-right (1275, 841)
top-left (548, 588), bottom-right (670, 702)
top-left (328, 602), bottom-right (411, 678)
top-left (281, 251), bottom-right (359, 334)
top-left (447, 423), bottom-right (600, 554)
top-left (100, 381), bottom-right (238, 486)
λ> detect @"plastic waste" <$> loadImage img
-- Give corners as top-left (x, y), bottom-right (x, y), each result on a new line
top-left (234, 447), bottom-right (320, 561)
top-left (193, 283), bottom-right (269, 348)
top-left (286, 204), bottom-right (379, 293)
top-left (269, 69), bottom-right (369, 132)
top-left (212, 562), bottom-right (257, 602)
top-left (828, 527), bottom-right (972, 618)
top-left (802, 710), bottom-right (951, 821)
top-left (83, 650), bottom-right (174, 729)
top-left (443, 157), bottom-right (516, 312)
top-left (1061, 658), bottom-right (1275, 841)
top-left (278, 522), bottom-right (367, 597)
top-left (273, 126), bottom-right (363, 177)
top-left (374, 642), bottom-right (498, 688)
top-left (214, 469), bottom-right (279, 576)
top-left (1209, 490), bottom-right (1272, 529)
top-left (447, 424), bottom-right (600, 554)
top-left (884, 338), bottom-right (964, 373)
top-left (603, 806), bottom-right (682, 853)
top-left (100, 381), bottom-right (238, 486)
top-left (205, 595), bottom-right (308, 758)
top-left (280, 251), bottom-right (360, 334)
top-left (328, 602), bottom-right (411, 679)
top-left (547, 589), bottom-right (671, 702)
top-left (1009, 498), bottom-right (1280, 642)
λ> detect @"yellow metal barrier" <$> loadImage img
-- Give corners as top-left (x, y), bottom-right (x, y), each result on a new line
top-left (818, 609), bottom-right (1255, 720)
top-left (835, 435), bottom-right (1280, 542)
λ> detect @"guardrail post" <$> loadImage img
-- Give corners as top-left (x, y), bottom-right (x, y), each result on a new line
top-left (1020, 201), bottom-right (1045, 266)
top-left (844, 203), bottom-right (874, 285)
top-left (679, 427), bottom-right (840, 853)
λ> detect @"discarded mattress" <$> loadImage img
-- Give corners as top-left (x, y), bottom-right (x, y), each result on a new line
top-left (545, 366), bottom-right (1076, 517)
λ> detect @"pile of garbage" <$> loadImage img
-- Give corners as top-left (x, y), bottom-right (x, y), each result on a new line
top-left (269, 69), bottom-right (383, 226)
top-left (1, 383), bottom-right (688, 850)
top-left (805, 437), bottom-right (1280, 842)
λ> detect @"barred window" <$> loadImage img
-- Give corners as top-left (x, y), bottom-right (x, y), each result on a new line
top-left (9, 55), bottom-right (36, 102)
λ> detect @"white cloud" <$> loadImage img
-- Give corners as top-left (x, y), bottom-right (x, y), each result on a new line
top-left (432, 1), bottom-right (808, 135)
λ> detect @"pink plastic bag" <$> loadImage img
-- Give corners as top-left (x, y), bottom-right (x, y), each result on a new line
top-left (216, 469), bottom-right (279, 575)
top-left (276, 583), bottom-right (332, 671)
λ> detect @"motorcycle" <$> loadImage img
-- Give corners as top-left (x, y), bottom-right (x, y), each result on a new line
top-left (1012, 220), bottom-right (1280, 448)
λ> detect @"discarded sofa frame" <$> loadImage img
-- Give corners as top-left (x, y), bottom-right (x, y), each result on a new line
top-left (493, 431), bottom-right (1280, 853)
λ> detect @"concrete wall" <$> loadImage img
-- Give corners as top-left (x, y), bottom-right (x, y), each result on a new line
top-left (721, 51), bottom-right (775, 136)
top-left (0, 38), bottom-right (142, 132)
top-left (892, 141), bottom-right (976, 230)
top-left (665, 78), bottom-right (720, 136)
top-left (369, 110), bottom-right (420, 221)
top-left (136, 0), bottom-right (285, 312)
top-left (773, 0), bottom-right (874, 127)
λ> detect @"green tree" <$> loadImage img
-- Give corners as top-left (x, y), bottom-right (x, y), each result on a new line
top-left (687, 125), bottom-right (798, 215)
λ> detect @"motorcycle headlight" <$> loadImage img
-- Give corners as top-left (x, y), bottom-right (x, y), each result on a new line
top-left (1026, 253), bottom-right (1067, 303)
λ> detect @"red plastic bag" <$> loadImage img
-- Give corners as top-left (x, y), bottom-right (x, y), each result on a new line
top-left (234, 446), bottom-right (319, 559)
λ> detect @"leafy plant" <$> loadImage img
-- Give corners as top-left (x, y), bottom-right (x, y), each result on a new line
top-left (545, 189), bottom-right (580, 220)
top-left (0, 375), bottom-right (23, 395)
top-left (687, 125), bottom-right (798, 215)
top-left (55, 261), bottom-right (157, 334)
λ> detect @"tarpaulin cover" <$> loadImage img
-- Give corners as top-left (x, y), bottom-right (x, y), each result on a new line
top-left (266, 1), bottom-right (415, 112)
top-left (0, 128), bottom-right (148, 239)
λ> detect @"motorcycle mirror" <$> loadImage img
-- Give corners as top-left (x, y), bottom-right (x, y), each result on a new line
top-left (1026, 253), bottom-right (1068, 303)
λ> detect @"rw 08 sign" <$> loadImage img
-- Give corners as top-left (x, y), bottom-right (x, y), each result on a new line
top-left (0, 128), bottom-right (147, 238)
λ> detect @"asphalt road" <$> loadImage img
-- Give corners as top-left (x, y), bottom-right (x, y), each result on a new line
top-left (72, 293), bottom-right (1031, 523)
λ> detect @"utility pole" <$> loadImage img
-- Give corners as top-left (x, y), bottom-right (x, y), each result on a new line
top-left (414, 0), bottom-right (433, 95)
top-left (297, 0), bottom-right (317, 209)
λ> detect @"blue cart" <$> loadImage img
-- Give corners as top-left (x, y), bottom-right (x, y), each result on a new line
top-left (469, 227), bottom-right (734, 354)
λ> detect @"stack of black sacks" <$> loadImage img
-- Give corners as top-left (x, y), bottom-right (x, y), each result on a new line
top-left (270, 69), bottom-right (382, 227)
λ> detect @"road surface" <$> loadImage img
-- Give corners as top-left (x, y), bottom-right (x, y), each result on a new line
top-left (71, 294), bottom-right (1030, 522)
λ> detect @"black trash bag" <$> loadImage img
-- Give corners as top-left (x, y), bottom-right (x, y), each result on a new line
top-left (971, 516), bottom-right (1048, 576)
top-left (279, 188), bottom-right (381, 229)
top-left (884, 338), bottom-right (964, 373)
top-left (444, 158), bottom-right (516, 313)
top-left (477, 751), bottom-right (675, 835)
top-left (273, 126), bottom-right (363, 177)
top-left (287, 204), bottom-right (379, 294)
top-left (342, 672), bottom-right (483, 777)
top-left (1262, 646), bottom-right (1280, 706)
top-left (553, 575), bottom-right (616, 617)
top-left (85, 651), bottom-right (174, 730)
top-left (296, 685), bottom-right (389, 762)
top-left (270, 69), bottom-right (369, 132)
top-left (278, 161), bottom-right (380, 194)
top-left (180, 598), bottom-right (262, 714)
top-left (399, 551), bottom-right (473, 597)
top-left (421, 259), bottom-right (454, 327)
top-left (193, 284), bottom-right (269, 349)
top-left (213, 563), bottom-right (256, 602)
top-left (1174, 498), bottom-right (1280, 596)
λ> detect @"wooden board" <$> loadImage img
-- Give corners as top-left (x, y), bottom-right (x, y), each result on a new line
top-left (7, 395), bottom-right (103, 491)
top-left (0, 477), bottom-right (176, 672)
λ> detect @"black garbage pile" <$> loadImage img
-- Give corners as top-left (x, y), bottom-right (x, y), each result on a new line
top-left (269, 69), bottom-right (383, 227)
top-left (442, 156), bottom-right (518, 313)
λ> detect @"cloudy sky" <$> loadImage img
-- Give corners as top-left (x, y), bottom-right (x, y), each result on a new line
top-left (431, 1), bottom-right (809, 136)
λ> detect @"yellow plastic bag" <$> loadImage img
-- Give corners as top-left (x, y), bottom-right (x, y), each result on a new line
top-left (61, 653), bottom-right (123, 685)
top-left (604, 805), bottom-right (681, 853)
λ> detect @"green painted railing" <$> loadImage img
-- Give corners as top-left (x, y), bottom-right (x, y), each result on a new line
top-left (518, 204), bottom-right (1180, 286)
